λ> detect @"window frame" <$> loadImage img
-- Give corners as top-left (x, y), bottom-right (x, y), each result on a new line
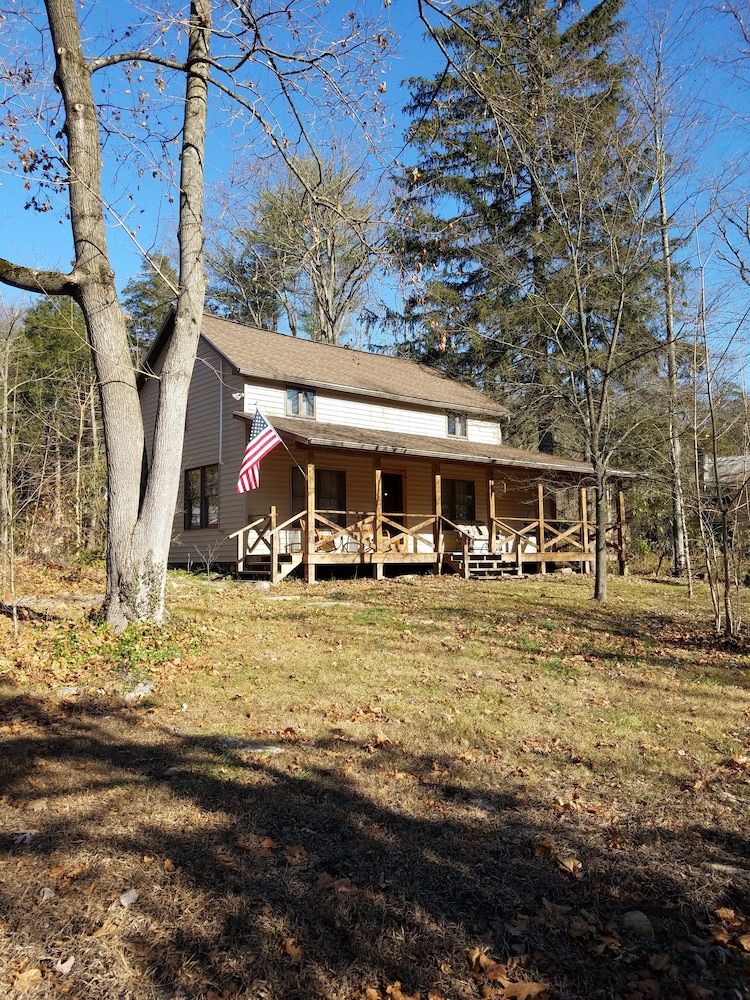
top-left (447, 412), bottom-right (468, 438)
top-left (286, 386), bottom-right (316, 418)
top-left (184, 463), bottom-right (220, 530)
top-left (442, 477), bottom-right (476, 523)
top-left (291, 467), bottom-right (347, 526)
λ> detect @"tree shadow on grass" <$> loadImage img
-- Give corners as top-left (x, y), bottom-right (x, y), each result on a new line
top-left (1, 692), bottom-right (749, 1000)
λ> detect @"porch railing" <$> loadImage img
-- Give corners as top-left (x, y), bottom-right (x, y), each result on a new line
top-left (230, 507), bottom-right (620, 579)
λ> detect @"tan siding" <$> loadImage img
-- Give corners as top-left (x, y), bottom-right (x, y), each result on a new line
top-left (169, 343), bottom-right (249, 567)
top-left (493, 469), bottom-right (552, 522)
top-left (402, 462), bottom-right (433, 516)
top-left (238, 447), bottom-right (295, 521)
top-left (140, 374), bottom-right (160, 466)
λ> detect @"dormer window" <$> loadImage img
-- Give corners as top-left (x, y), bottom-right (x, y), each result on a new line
top-left (286, 387), bottom-right (315, 418)
top-left (447, 412), bottom-right (467, 438)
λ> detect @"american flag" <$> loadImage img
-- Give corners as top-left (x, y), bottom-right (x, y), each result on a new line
top-left (237, 408), bottom-right (281, 493)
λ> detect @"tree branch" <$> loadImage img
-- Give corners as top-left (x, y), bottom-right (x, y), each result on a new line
top-left (0, 259), bottom-right (80, 298)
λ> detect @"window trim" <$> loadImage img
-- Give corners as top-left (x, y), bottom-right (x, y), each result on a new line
top-left (184, 463), bottom-right (220, 530)
top-left (286, 386), bottom-right (316, 418)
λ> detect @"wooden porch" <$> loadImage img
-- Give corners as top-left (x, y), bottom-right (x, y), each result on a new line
top-left (230, 484), bottom-right (627, 583)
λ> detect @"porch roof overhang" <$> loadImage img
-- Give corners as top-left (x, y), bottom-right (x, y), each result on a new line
top-left (233, 412), bottom-right (635, 479)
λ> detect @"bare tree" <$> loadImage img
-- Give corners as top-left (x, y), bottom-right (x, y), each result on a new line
top-left (625, 1), bottom-right (713, 585)
top-left (0, 1), bottom-right (386, 627)
top-left (209, 155), bottom-right (385, 344)
top-left (0, 299), bottom-right (24, 614)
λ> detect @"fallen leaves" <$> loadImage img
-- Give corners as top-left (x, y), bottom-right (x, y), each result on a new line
top-left (284, 843), bottom-right (307, 865)
top-left (534, 837), bottom-right (583, 878)
top-left (119, 887), bottom-right (139, 907)
top-left (719, 754), bottom-right (750, 771)
top-left (710, 905), bottom-right (750, 954)
top-left (11, 964), bottom-right (43, 993)
top-left (385, 983), bottom-right (420, 1000)
top-left (11, 829), bottom-right (39, 845)
top-left (622, 910), bottom-right (655, 939)
top-left (282, 937), bottom-right (304, 964)
top-left (557, 856), bottom-right (583, 878)
top-left (468, 949), bottom-right (550, 998)
top-left (468, 946), bottom-right (508, 981)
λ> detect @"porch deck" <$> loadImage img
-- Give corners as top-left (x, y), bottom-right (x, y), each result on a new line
top-left (229, 502), bottom-right (625, 583)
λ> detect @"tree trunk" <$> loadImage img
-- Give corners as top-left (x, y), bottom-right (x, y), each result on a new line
top-left (0, 324), bottom-right (11, 568)
top-left (102, 0), bottom-right (210, 627)
top-left (85, 381), bottom-right (101, 550)
top-left (40, 0), bottom-right (211, 628)
top-left (593, 469), bottom-right (609, 602)
top-left (657, 143), bottom-right (689, 580)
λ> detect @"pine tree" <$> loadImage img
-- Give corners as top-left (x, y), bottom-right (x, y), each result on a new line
top-left (394, 0), bottom-right (627, 448)
top-left (122, 254), bottom-right (178, 363)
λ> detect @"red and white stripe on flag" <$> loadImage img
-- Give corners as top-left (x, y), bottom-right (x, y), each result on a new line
top-left (237, 408), bottom-right (281, 493)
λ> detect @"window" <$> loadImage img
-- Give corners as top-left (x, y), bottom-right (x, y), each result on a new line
top-left (443, 478), bottom-right (475, 523)
top-left (184, 464), bottom-right (219, 529)
top-left (286, 387), bottom-right (315, 417)
top-left (447, 412), bottom-right (467, 437)
top-left (291, 467), bottom-right (346, 526)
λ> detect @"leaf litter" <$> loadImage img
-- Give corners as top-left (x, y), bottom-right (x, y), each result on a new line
top-left (1, 564), bottom-right (749, 999)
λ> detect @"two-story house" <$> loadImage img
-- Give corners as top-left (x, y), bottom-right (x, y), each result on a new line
top-left (141, 313), bottom-right (622, 581)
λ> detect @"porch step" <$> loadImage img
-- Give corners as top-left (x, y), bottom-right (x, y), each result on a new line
top-left (238, 556), bottom-right (271, 581)
top-left (237, 553), bottom-right (303, 583)
top-left (446, 552), bottom-right (524, 580)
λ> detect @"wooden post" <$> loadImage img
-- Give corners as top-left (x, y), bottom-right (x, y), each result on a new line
top-left (269, 505), bottom-right (279, 584)
top-left (374, 461), bottom-right (384, 580)
top-left (433, 464), bottom-right (442, 575)
top-left (537, 482), bottom-right (547, 575)
top-left (580, 487), bottom-right (591, 576)
top-left (488, 471), bottom-right (496, 554)
top-left (617, 488), bottom-right (627, 576)
top-left (305, 457), bottom-right (316, 584)
top-left (236, 528), bottom-right (244, 576)
top-left (516, 532), bottom-right (523, 576)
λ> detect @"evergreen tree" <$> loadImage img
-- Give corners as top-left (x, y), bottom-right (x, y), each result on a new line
top-left (394, 0), bottom-right (628, 447)
top-left (17, 298), bottom-right (103, 551)
top-left (397, 0), bottom-right (665, 599)
top-left (122, 254), bottom-right (178, 362)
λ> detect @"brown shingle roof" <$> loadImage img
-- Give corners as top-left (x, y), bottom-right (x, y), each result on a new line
top-left (200, 313), bottom-right (507, 417)
top-left (234, 413), bottom-right (598, 477)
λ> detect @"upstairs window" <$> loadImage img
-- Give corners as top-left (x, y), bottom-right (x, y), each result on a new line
top-left (447, 412), bottom-right (467, 437)
top-left (185, 464), bottom-right (219, 529)
top-left (286, 387), bottom-right (315, 418)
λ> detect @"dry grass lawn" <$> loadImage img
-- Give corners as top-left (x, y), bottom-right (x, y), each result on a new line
top-left (0, 563), bottom-right (749, 1000)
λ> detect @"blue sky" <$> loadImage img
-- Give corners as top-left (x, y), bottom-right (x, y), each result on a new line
top-left (0, 0), bottom-right (433, 301)
top-left (2, 0), bottom-right (750, 362)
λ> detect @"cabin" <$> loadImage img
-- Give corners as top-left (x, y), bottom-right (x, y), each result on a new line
top-left (140, 313), bottom-right (627, 582)
top-left (704, 455), bottom-right (750, 527)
